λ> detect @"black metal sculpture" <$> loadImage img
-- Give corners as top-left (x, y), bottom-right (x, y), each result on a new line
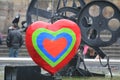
top-left (26, 0), bottom-right (86, 25)
top-left (26, 0), bottom-right (120, 78)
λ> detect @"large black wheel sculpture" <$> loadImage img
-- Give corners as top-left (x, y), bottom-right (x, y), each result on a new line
top-left (78, 0), bottom-right (120, 47)
top-left (26, 0), bottom-right (86, 25)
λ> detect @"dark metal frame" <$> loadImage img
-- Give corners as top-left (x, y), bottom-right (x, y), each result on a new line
top-left (25, 0), bottom-right (120, 78)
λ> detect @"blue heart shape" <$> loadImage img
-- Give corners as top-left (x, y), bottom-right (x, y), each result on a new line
top-left (37, 32), bottom-right (72, 62)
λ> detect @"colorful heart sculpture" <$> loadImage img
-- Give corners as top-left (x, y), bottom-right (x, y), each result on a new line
top-left (25, 19), bottom-right (81, 75)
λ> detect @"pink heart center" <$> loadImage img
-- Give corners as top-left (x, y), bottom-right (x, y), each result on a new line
top-left (43, 38), bottom-right (67, 58)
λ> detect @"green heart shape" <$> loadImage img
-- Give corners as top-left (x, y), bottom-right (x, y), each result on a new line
top-left (32, 28), bottom-right (76, 67)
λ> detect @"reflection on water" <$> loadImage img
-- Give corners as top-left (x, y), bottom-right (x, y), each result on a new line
top-left (62, 77), bottom-right (120, 80)
top-left (0, 65), bottom-right (120, 80)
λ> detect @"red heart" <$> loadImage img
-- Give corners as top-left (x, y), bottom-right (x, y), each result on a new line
top-left (26, 19), bottom-right (81, 75)
top-left (43, 38), bottom-right (67, 58)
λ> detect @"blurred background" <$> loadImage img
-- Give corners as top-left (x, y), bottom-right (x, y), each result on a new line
top-left (0, 0), bottom-right (120, 58)
top-left (0, 0), bottom-right (120, 34)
